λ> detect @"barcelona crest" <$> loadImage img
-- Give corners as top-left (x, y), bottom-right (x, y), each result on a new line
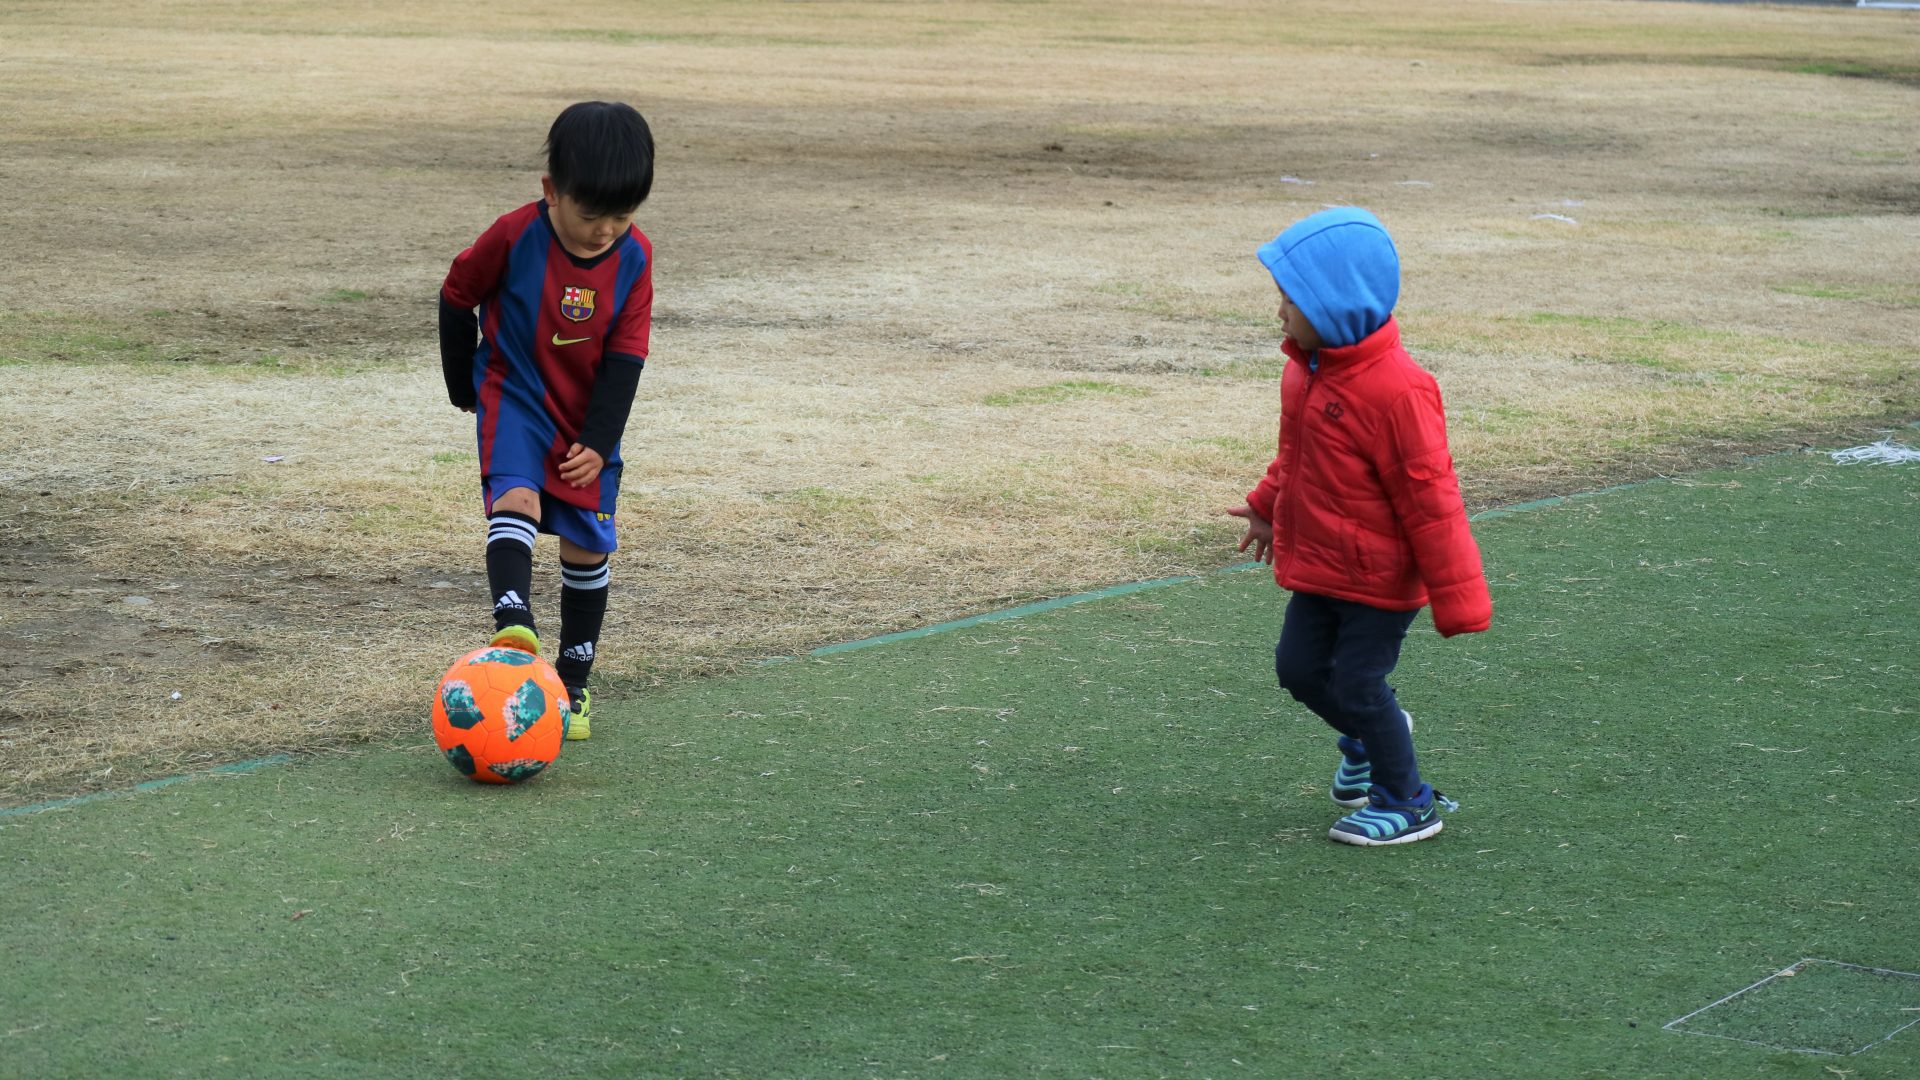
top-left (559, 286), bottom-right (596, 323)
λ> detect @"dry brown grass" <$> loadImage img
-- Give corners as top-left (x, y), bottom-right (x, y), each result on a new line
top-left (2, 0), bottom-right (1917, 797)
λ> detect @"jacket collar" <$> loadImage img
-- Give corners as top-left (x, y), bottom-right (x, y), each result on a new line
top-left (1282, 316), bottom-right (1401, 372)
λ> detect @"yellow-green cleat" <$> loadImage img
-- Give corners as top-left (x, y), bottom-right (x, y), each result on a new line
top-left (565, 687), bottom-right (591, 741)
top-left (490, 625), bottom-right (539, 654)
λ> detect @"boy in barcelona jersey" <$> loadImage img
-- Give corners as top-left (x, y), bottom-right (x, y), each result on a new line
top-left (439, 101), bottom-right (655, 741)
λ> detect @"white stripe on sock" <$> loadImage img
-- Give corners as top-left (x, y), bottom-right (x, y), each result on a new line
top-left (561, 560), bottom-right (610, 591)
top-left (487, 515), bottom-right (537, 551)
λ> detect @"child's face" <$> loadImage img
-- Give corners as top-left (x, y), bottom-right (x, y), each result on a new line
top-left (542, 176), bottom-right (637, 259)
top-left (1275, 286), bottom-right (1323, 352)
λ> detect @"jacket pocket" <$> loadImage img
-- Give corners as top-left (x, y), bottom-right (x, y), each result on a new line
top-left (1341, 520), bottom-right (1372, 580)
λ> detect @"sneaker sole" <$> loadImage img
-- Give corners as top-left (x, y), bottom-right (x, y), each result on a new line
top-left (489, 627), bottom-right (539, 654)
top-left (1328, 818), bottom-right (1443, 846)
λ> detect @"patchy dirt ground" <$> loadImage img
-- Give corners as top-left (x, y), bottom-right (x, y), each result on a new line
top-left (2, 0), bottom-right (1917, 797)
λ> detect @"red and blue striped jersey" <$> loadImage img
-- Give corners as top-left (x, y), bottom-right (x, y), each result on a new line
top-left (442, 200), bottom-right (652, 513)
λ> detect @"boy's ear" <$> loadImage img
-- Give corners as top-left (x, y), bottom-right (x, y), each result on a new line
top-left (540, 174), bottom-right (558, 203)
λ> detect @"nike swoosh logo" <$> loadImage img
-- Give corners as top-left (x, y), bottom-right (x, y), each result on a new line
top-left (551, 334), bottom-right (592, 346)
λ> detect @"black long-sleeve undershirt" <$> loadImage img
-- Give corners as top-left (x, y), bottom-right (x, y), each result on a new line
top-left (577, 354), bottom-right (645, 459)
top-left (439, 293), bottom-right (480, 410)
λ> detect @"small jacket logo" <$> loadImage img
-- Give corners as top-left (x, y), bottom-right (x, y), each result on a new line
top-left (1323, 401), bottom-right (1346, 421)
top-left (560, 286), bottom-right (596, 323)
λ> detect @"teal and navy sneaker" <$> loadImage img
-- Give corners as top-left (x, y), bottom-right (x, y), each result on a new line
top-left (1328, 783), bottom-right (1456, 847)
top-left (1330, 710), bottom-right (1414, 808)
top-left (1330, 737), bottom-right (1373, 808)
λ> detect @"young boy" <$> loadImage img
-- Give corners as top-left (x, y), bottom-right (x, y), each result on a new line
top-left (1225, 207), bottom-right (1491, 846)
top-left (439, 101), bottom-right (655, 741)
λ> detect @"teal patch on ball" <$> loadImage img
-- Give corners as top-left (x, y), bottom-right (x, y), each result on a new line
top-left (502, 680), bottom-right (547, 740)
top-left (489, 759), bottom-right (549, 782)
top-left (470, 648), bottom-right (537, 667)
top-left (444, 744), bottom-right (477, 776)
top-left (440, 681), bottom-right (484, 730)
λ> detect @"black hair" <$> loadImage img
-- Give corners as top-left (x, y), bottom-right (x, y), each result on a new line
top-left (544, 101), bottom-right (654, 216)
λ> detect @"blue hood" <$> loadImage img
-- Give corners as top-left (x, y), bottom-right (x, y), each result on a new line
top-left (1256, 208), bottom-right (1400, 349)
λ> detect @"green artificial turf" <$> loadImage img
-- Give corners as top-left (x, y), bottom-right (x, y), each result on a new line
top-left (3, 450), bottom-right (1916, 1078)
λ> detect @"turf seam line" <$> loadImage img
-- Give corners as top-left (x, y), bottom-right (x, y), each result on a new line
top-left (0, 755), bottom-right (293, 819)
top-left (807, 572), bottom-right (1242, 657)
top-left (803, 442), bottom-right (1870, 659)
top-left (15, 431), bottom-right (1908, 815)
top-left (1466, 424), bottom-right (1920, 523)
top-left (1468, 479), bottom-right (1658, 522)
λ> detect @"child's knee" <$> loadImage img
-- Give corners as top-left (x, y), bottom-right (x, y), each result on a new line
top-left (490, 486), bottom-right (540, 520)
top-left (558, 537), bottom-right (609, 566)
top-left (1273, 653), bottom-right (1326, 699)
top-left (1326, 672), bottom-right (1393, 716)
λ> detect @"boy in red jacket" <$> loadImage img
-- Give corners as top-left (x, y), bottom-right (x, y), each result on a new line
top-left (1225, 207), bottom-right (1492, 846)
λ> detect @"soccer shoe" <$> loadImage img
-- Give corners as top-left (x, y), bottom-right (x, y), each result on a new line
top-left (564, 686), bottom-right (591, 741)
top-left (1329, 709), bottom-right (1414, 808)
top-left (1328, 783), bottom-right (1457, 847)
top-left (490, 625), bottom-right (540, 655)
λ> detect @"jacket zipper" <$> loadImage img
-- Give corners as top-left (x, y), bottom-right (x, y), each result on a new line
top-left (1278, 355), bottom-right (1318, 582)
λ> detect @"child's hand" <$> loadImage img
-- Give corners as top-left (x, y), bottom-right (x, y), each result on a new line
top-left (1225, 503), bottom-right (1275, 564)
top-left (559, 443), bottom-right (604, 488)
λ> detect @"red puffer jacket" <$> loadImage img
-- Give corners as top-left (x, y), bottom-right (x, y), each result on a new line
top-left (1246, 317), bottom-right (1492, 636)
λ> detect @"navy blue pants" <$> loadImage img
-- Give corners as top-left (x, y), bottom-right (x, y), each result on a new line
top-left (1274, 591), bottom-right (1422, 799)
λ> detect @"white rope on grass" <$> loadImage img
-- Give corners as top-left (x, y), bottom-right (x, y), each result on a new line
top-left (1664, 958), bottom-right (1920, 1057)
top-left (1829, 440), bottom-right (1920, 465)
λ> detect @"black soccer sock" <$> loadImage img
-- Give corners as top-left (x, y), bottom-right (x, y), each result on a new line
top-left (555, 555), bottom-right (610, 691)
top-left (486, 511), bottom-right (538, 634)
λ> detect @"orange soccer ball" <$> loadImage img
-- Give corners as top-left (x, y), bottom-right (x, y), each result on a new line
top-left (431, 646), bottom-right (570, 784)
